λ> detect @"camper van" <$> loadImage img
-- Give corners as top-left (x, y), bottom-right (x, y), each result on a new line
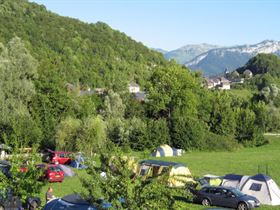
top-left (138, 159), bottom-right (194, 187)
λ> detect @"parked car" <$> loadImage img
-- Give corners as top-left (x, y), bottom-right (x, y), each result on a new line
top-left (192, 186), bottom-right (260, 210)
top-left (43, 194), bottom-right (112, 210)
top-left (43, 149), bottom-right (72, 165)
top-left (44, 164), bottom-right (64, 182)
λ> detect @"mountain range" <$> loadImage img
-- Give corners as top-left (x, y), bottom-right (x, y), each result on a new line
top-left (159, 40), bottom-right (280, 76)
top-left (161, 44), bottom-right (220, 64)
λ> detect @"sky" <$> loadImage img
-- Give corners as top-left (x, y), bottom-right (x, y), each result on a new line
top-left (31, 0), bottom-right (280, 51)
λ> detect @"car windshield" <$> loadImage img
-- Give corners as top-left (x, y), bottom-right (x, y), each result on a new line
top-left (231, 188), bottom-right (245, 197)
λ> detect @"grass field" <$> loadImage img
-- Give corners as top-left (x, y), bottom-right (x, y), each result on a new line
top-left (39, 135), bottom-right (280, 209)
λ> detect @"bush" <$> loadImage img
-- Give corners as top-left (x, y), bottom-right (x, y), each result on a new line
top-left (204, 132), bottom-right (240, 152)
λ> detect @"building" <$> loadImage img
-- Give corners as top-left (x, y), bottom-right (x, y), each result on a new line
top-left (128, 82), bottom-right (140, 93)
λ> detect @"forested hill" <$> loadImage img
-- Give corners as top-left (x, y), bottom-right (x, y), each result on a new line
top-left (0, 0), bottom-right (165, 90)
top-left (0, 0), bottom-right (269, 152)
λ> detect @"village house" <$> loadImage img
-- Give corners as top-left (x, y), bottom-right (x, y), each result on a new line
top-left (204, 77), bottom-right (231, 90)
top-left (128, 82), bottom-right (140, 93)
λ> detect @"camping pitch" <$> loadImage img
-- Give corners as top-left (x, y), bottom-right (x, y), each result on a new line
top-left (240, 174), bottom-right (280, 206)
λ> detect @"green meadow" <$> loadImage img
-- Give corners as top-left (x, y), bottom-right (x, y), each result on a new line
top-left (40, 135), bottom-right (280, 209)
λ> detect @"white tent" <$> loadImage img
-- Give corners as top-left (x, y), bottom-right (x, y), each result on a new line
top-left (221, 174), bottom-right (250, 189)
top-left (151, 144), bottom-right (184, 157)
top-left (241, 174), bottom-right (280, 205)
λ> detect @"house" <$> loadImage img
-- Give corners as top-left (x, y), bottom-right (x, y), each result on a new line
top-left (213, 78), bottom-right (221, 86)
top-left (218, 77), bottom-right (231, 90)
top-left (219, 81), bottom-right (231, 90)
top-left (205, 78), bottom-right (215, 89)
top-left (243, 69), bottom-right (253, 79)
top-left (94, 88), bottom-right (106, 95)
top-left (128, 82), bottom-right (140, 93)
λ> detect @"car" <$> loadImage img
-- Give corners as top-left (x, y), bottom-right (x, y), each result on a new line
top-left (42, 194), bottom-right (112, 210)
top-left (193, 186), bottom-right (260, 210)
top-left (43, 149), bottom-right (72, 165)
top-left (44, 164), bottom-right (64, 182)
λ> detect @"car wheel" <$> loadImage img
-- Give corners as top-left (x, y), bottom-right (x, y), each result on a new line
top-left (201, 198), bottom-right (211, 206)
top-left (237, 202), bottom-right (248, 210)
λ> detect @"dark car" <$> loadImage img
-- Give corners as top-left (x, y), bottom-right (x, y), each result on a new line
top-left (193, 186), bottom-right (260, 210)
top-left (43, 194), bottom-right (112, 210)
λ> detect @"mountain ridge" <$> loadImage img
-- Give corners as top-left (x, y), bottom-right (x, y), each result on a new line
top-left (185, 40), bottom-right (280, 76)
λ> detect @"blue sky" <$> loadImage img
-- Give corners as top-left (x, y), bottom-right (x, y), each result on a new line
top-left (31, 0), bottom-right (280, 51)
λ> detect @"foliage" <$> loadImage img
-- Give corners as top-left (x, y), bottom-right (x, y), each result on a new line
top-left (81, 150), bottom-right (176, 210)
top-left (0, 37), bottom-right (41, 147)
top-left (0, 148), bottom-right (45, 202)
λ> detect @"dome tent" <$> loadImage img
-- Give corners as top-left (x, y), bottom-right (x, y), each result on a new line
top-left (138, 159), bottom-right (194, 187)
top-left (151, 144), bottom-right (183, 157)
top-left (240, 174), bottom-right (280, 205)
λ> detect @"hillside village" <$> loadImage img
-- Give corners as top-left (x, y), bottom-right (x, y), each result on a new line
top-left (204, 69), bottom-right (253, 90)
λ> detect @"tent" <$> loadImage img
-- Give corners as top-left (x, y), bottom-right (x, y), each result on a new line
top-left (57, 164), bottom-right (76, 177)
top-left (151, 144), bottom-right (184, 157)
top-left (203, 174), bottom-right (223, 186)
top-left (138, 159), bottom-right (194, 187)
top-left (240, 174), bottom-right (280, 205)
top-left (221, 174), bottom-right (249, 189)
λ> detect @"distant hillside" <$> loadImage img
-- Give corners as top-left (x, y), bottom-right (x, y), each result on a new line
top-left (237, 53), bottom-right (280, 77)
top-left (164, 44), bottom-right (220, 64)
top-left (0, 0), bottom-right (166, 90)
top-left (186, 40), bottom-right (280, 76)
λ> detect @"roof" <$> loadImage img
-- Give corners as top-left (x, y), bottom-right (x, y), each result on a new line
top-left (139, 159), bottom-right (185, 167)
top-left (129, 82), bottom-right (140, 87)
top-left (62, 194), bottom-right (89, 205)
top-left (250, 174), bottom-right (271, 182)
top-left (47, 149), bottom-right (71, 154)
top-left (223, 174), bottom-right (244, 181)
top-left (203, 174), bottom-right (222, 179)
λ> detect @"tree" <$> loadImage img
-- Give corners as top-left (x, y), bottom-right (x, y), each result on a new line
top-left (209, 92), bottom-right (236, 136)
top-left (170, 109), bottom-right (206, 150)
top-left (80, 150), bottom-right (175, 210)
top-left (0, 37), bottom-right (41, 147)
top-left (104, 90), bottom-right (125, 119)
top-left (55, 116), bottom-right (81, 151)
top-left (127, 117), bottom-right (147, 151)
top-left (146, 118), bottom-right (170, 149)
top-left (78, 115), bottom-right (107, 155)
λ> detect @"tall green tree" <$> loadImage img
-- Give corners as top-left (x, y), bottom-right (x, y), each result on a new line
top-left (0, 37), bottom-right (41, 146)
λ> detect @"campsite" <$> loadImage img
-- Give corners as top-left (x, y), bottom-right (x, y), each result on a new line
top-left (35, 135), bottom-right (280, 209)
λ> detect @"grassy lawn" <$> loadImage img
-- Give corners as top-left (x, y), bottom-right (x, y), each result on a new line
top-left (39, 135), bottom-right (280, 209)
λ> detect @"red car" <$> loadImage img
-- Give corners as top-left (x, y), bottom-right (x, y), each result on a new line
top-left (44, 164), bottom-right (64, 182)
top-left (44, 149), bottom-right (72, 165)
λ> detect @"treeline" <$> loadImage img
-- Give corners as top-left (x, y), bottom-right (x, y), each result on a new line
top-left (0, 0), bottom-right (270, 153)
top-left (236, 54), bottom-right (280, 132)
